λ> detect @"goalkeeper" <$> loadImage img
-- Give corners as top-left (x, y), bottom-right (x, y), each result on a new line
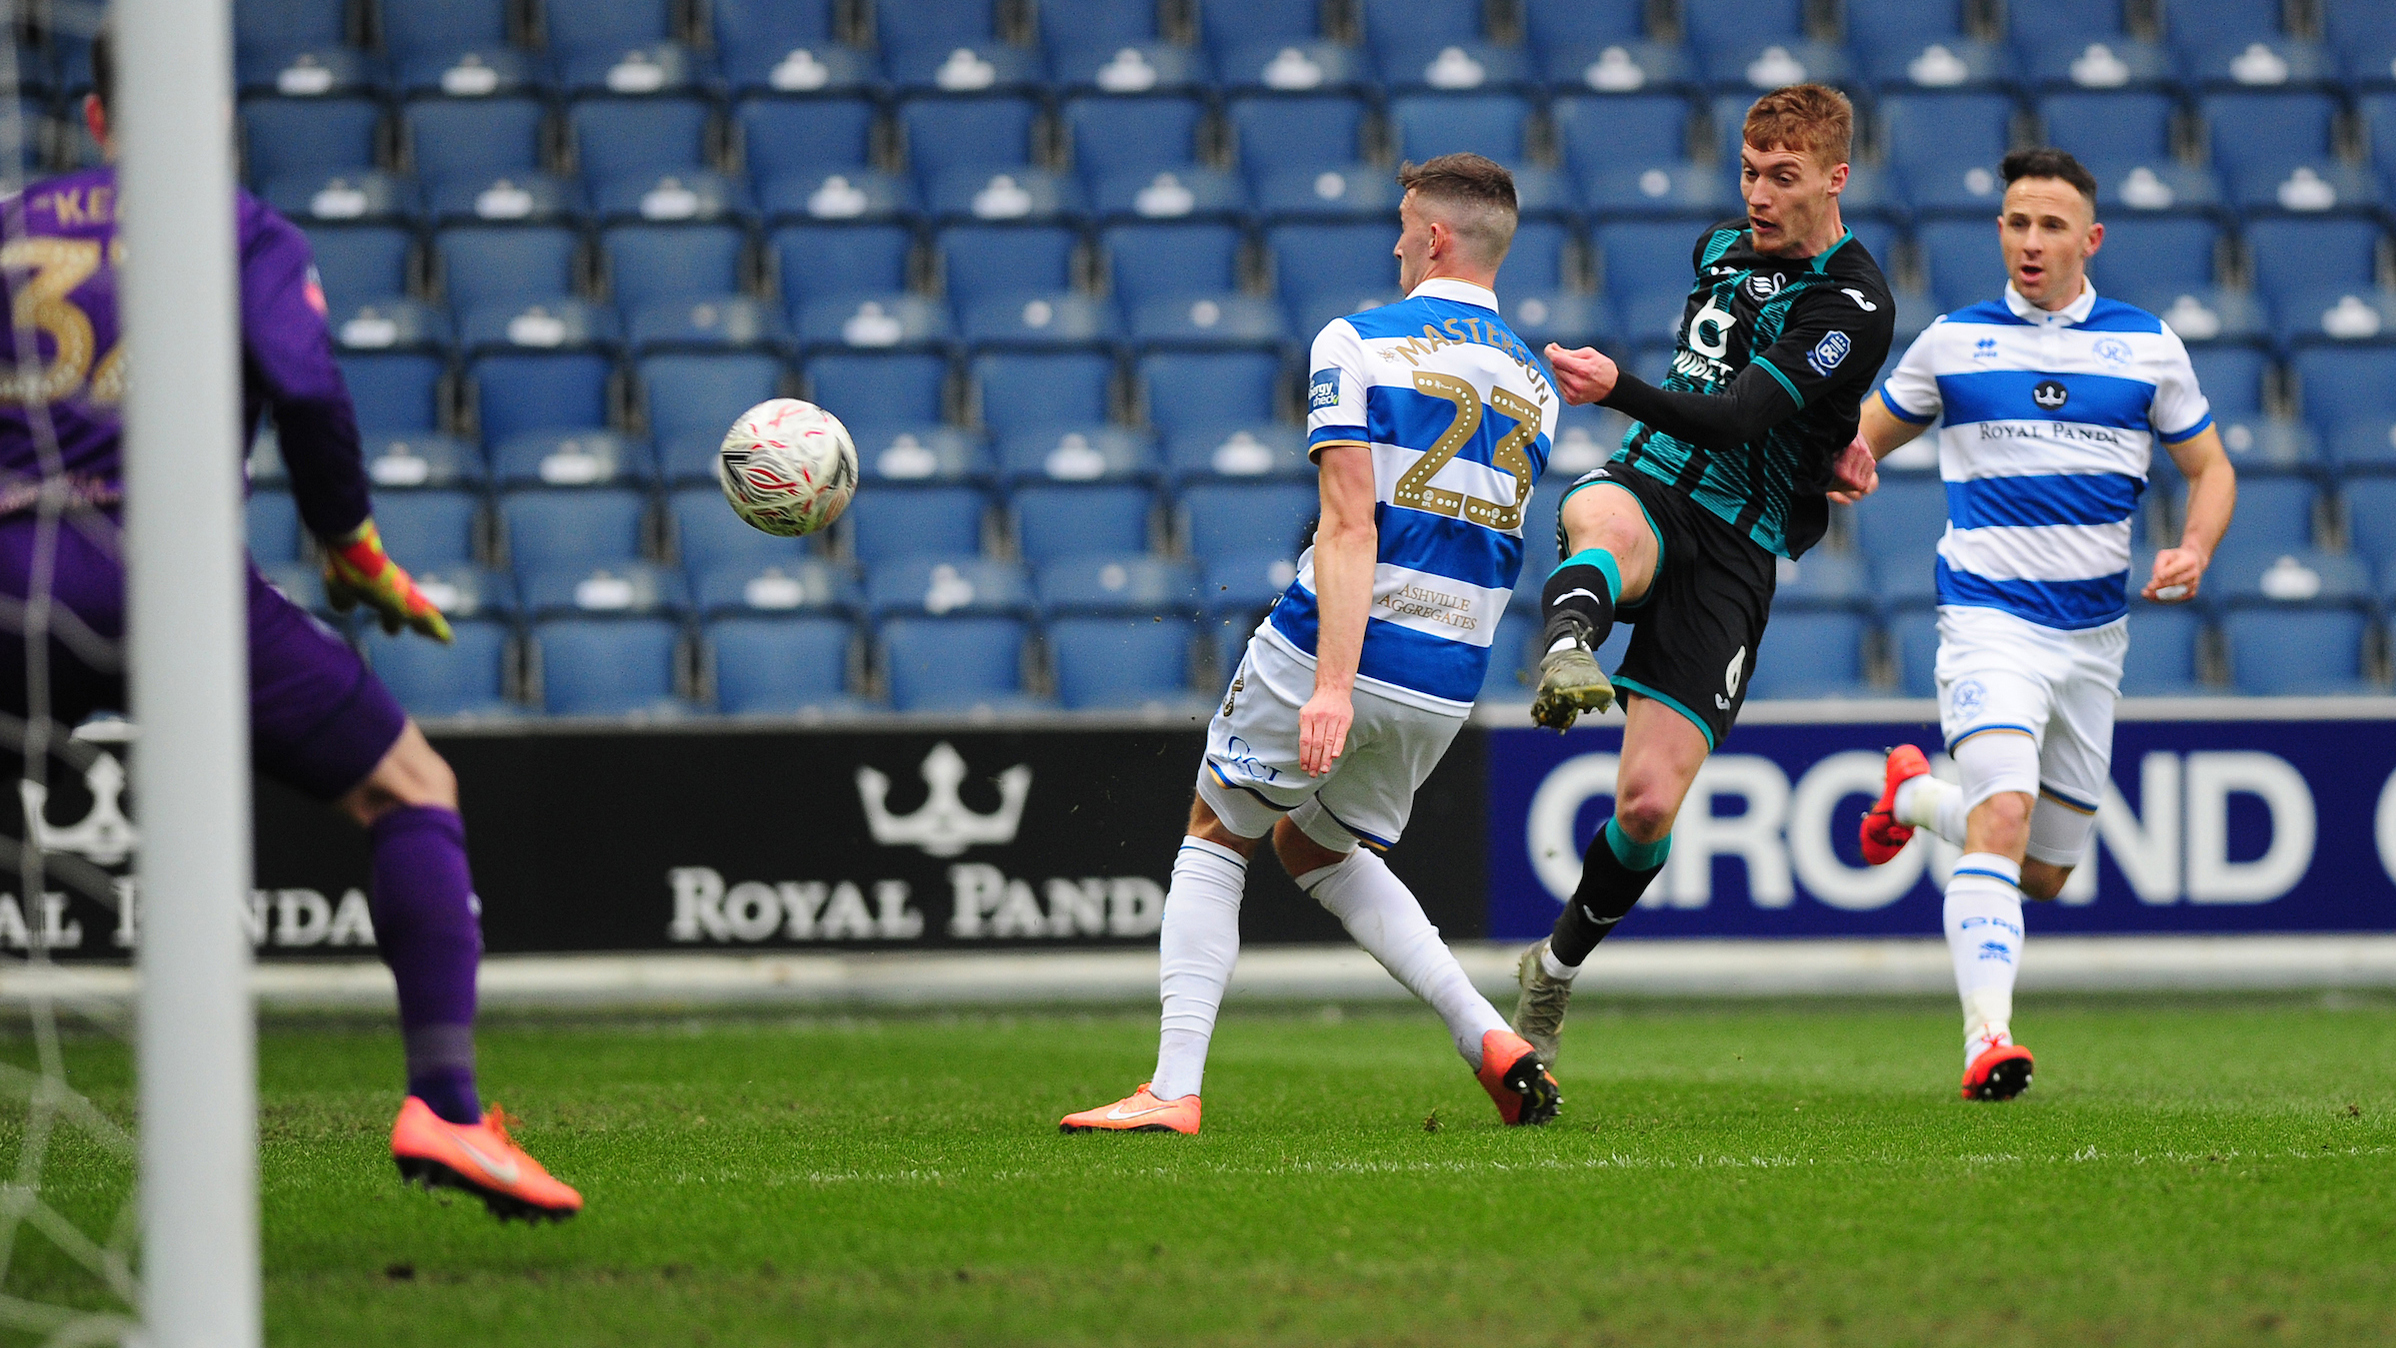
top-left (0, 34), bottom-right (579, 1220)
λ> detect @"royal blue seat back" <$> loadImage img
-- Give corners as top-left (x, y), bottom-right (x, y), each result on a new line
top-left (1038, 0), bottom-right (1159, 48)
top-left (570, 99), bottom-right (713, 181)
top-left (236, 0), bottom-right (347, 49)
top-left (876, 0), bottom-right (998, 55)
top-left (1593, 221), bottom-right (1701, 300)
top-left (2219, 476), bottom-right (2318, 549)
top-left (1230, 97), bottom-right (1367, 174)
top-left (1104, 223), bottom-right (1244, 306)
top-left (641, 353), bottom-right (784, 442)
top-left (1505, 220), bottom-right (1570, 292)
top-left (376, 490), bottom-right (482, 567)
top-left (308, 226), bottom-right (414, 307)
top-left (1917, 219), bottom-right (2004, 307)
top-left (2121, 606), bottom-right (2204, 694)
top-left (672, 487), bottom-right (808, 569)
top-left (975, 352), bottom-right (1113, 432)
top-left (805, 352), bottom-right (949, 429)
top-left (2008, 0), bottom-right (2125, 39)
top-left (1050, 616), bottom-right (1194, 707)
top-left (1552, 96), bottom-right (1691, 176)
top-left (882, 615), bottom-right (1027, 708)
top-left (2163, 0), bottom-right (2283, 50)
top-left (1879, 94), bottom-right (2013, 178)
top-left (1269, 224), bottom-right (1402, 305)
top-left (605, 225), bottom-right (746, 309)
top-left (709, 615), bottom-right (852, 711)
top-left (538, 617), bottom-right (683, 714)
top-left (439, 227), bottom-right (581, 309)
top-left (1181, 482), bottom-right (1318, 561)
top-left (242, 99), bottom-right (381, 184)
top-left (2190, 347), bottom-right (2268, 420)
top-left (503, 488), bottom-right (647, 566)
top-left (544, 0), bottom-right (673, 51)
top-left (384, 0), bottom-right (512, 54)
top-left (715, 0), bottom-right (837, 49)
top-left (1852, 478), bottom-right (1949, 559)
top-left (1142, 352), bottom-right (1280, 433)
top-left (2244, 219), bottom-right (2385, 300)
top-left (405, 100), bottom-right (546, 179)
top-left (368, 620), bottom-right (514, 717)
top-left (2224, 609), bottom-right (2368, 695)
top-left (939, 226), bottom-right (1078, 305)
top-left (1196, 0), bottom-right (1319, 48)
top-left (2326, 0), bottom-right (2396, 42)
top-left (1746, 612), bottom-right (1867, 699)
top-left (2095, 218), bottom-right (2222, 294)
top-left (1523, 0), bottom-right (1644, 46)
top-left (2201, 94), bottom-right (2337, 172)
top-left (2037, 93), bottom-right (2174, 163)
top-left (739, 99), bottom-right (876, 178)
top-left (1684, 0), bottom-right (1801, 48)
top-left (773, 225), bottom-right (915, 302)
top-left (1065, 97), bottom-right (1204, 178)
top-left (845, 486), bottom-right (987, 563)
top-left (1014, 484), bottom-right (1154, 561)
top-left (1388, 95), bottom-right (1531, 164)
top-left (899, 97), bottom-right (1038, 176)
top-left (473, 353), bottom-right (613, 443)
top-left (1847, 0), bottom-right (1964, 43)
top-left (339, 354), bottom-right (446, 433)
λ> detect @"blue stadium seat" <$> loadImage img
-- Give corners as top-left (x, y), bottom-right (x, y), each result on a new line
top-left (1387, 95), bottom-right (1531, 165)
top-left (2161, 0), bottom-right (2284, 52)
top-left (246, 492), bottom-right (301, 563)
top-left (882, 616), bottom-right (1036, 711)
top-left (641, 353), bottom-right (785, 446)
top-left (381, 0), bottom-right (512, 56)
top-left (708, 615), bottom-right (855, 712)
top-left (2035, 92), bottom-right (2174, 163)
top-left (403, 99), bottom-right (545, 181)
top-left (536, 617), bottom-right (688, 715)
top-left (2208, 545), bottom-right (2369, 609)
top-left (1195, 0), bottom-right (1319, 50)
top-left (1915, 219), bottom-right (2004, 309)
top-left (1552, 95), bottom-right (1694, 180)
top-left (1181, 482), bottom-right (1317, 562)
top-left (2121, 606), bottom-right (2206, 695)
top-left (489, 429), bottom-right (651, 489)
top-left (516, 559), bottom-right (690, 617)
top-left (543, 0), bottom-right (672, 51)
top-left (874, 0), bottom-right (998, 57)
top-left (376, 490), bottom-right (482, 568)
top-left (1064, 97), bottom-right (1204, 179)
top-left (1140, 352), bottom-right (1280, 436)
top-left (2206, 476), bottom-right (2319, 549)
top-left (693, 554), bottom-right (858, 615)
top-left (712, 0), bottom-right (841, 72)
top-left (1774, 551), bottom-right (1868, 608)
top-left (568, 99), bottom-right (713, 183)
top-left (2245, 219), bottom-right (2385, 304)
top-left (367, 620), bottom-right (518, 719)
top-left (805, 352), bottom-right (950, 430)
top-left (2190, 347), bottom-right (2269, 420)
top-left (2294, 349), bottom-right (2396, 438)
top-left (995, 426), bottom-right (1157, 483)
top-left (843, 486), bottom-right (989, 564)
top-left (867, 556), bottom-right (1032, 616)
top-left (235, 0), bottom-right (347, 51)
top-left (1878, 93), bottom-right (2013, 182)
top-left (1206, 552), bottom-right (1301, 614)
top-left (2344, 478), bottom-right (2396, 569)
top-left (1851, 478), bottom-right (1949, 560)
top-left (1358, 0), bottom-right (1481, 47)
top-left (2223, 607), bottom-right (2371, 695)
top-left (2008, 0), bottom-right (2127, 41)
top-left (1036, 0), bottom-right (1160, 50)
top-left (1522, 0), bottom-right (1644, 47)
top-left (241, 98), bottom-right (380, 184)
top-left (602, 225), bottom-right (747, 310)
top-left (1683, 0), bottom-right (1802, 50)
top-left (898, 97), bottom-right (1039, 178)
top-left (669, 487), bottom-right (809, 570)
top-left (471, 353), bottom-right (614, 445)
top-left (437, 227), bottom-right (582, 310)
top-left (2201, 93), bottom-right (2337, 174)
top-left (2094, 217), bottom-right (2223, 294)
top-left (501, 488), bottom-right (648, 567)
top-left (1269, 223), bottom-right (1402, 309)
top-left (738, 98), bottom-right (876, 182)
top-left (1103, 223), bottom-right (1244, 308)
top-left (1036, 555), bottom-right (1201, 614)
top-left (1229, 97), bottom-right (1367, 175)
top-left (1049, 617), bottom-right (1198, 709)
top-left (938, 225), bottom-right (1079, 306)
top-left (338, 354), bottom-right (447, 434)
top-left (1593, 221), bottom-right (1702, 301)
top-left (973, 352), bottom-right (1114, 433)
top-left (772, 225), bottom-right (916, 303)
top-left (1014, 485), bottom-right (1155, 561)
top-left (1747, 613), bottom-right (1870, 699)
top-left (2326, 0), bottom-right (2396, 43)
top-left (1845, 0), bottom-right (1964, 44)
top-left (1505, 220), bottom-right (1572, 293)
top-left (307, 226), bottom-right (414, 308)
top-left (1884, 607), bottom-right (1939, 698)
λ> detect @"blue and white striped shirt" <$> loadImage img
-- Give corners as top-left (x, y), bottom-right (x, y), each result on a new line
top-left (1876, 284), bottom-right (2211, 631)
top-left (1267, 278), bottom-right (1558, 713)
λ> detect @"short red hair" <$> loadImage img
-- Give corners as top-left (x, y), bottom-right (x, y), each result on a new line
top-left (1742, 83), bottom-right (1854, 168)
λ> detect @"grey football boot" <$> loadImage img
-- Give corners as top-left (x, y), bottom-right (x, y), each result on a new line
top-left (1511, 937), bottom-right (1573, 1066)
top-left (1529, 615), bottom-right (1614, 732)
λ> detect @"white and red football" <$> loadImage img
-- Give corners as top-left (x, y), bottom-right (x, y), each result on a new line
top-left (715, 398), bottom-right (859, 537)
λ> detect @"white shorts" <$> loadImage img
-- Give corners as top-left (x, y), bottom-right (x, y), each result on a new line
top-left (1196, 629), bottom-right (1465, 853)
top-left (1936, 605), bottom-right (2127, 868)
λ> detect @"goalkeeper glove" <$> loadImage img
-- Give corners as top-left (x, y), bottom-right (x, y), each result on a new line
top-left (322, 519), bottom-right (453, 644)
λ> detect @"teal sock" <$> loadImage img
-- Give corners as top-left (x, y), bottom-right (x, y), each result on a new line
top-left (1604, 816), bottom-right (1671, 870)
top-left (1543, 548), bottom-right (1621, 649)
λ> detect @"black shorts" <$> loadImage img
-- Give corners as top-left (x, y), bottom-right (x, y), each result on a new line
top-left (1555, 464), bottom-right (1778, 749)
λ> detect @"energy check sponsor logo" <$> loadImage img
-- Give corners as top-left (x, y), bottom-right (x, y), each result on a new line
top-left (1309, 369), bottom-right (1340, 411)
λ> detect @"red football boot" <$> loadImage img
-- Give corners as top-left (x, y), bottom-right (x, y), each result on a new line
top-left (1475, 1029), bottom-right (1562, 1126)
top-left (391, 1097), bottom-right (583, 1222)
top-left (1961, 1041), bottom-right (2035, 1101)
top-left (1861, 744), bottom-right (1932, 865)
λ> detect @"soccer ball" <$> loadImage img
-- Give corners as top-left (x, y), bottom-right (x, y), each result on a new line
top-left (716, 398), bottom-right (858, 537)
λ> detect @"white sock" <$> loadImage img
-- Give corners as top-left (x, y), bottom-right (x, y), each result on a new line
top-left (1538, 945), bottom-right (1579, 982)
top-left (1943, 852), bottom-right (2023, 1068)
top-left (1298, 849), bottom-right (1509, 1068)
top-left (1151, 837), bottom-right (1248, 1101)
top-left (1895, 773), bottom-right (1967, 844)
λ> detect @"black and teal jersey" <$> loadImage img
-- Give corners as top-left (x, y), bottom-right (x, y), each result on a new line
top-left (1614, 219), bottom-right (1896, 558)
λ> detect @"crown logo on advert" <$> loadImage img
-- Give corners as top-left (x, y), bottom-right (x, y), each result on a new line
top-left (22, 752), bottom-right (136, 867)
top-left (857, 743), bottom-right (1031, 857)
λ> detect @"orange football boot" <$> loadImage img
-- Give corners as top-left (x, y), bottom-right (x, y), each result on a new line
top-left (1476, 1029), bottom-right (1562, 1126)
top-left (1060, 1084), bottom-right (1201, 1134)
top-left (1961, 1041), bottom-right (2035, 1102)
top-left (1861, 744), bottom-right (1932, 865)
top-left (390, 1097), bottom-right (584, 1222)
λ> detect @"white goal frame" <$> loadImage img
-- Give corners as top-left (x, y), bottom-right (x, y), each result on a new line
top-left (116, 0), bottom-right (260, 1342)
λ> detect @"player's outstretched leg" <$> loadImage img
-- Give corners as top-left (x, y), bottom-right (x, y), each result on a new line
top-left (1292, 838), bottom-right (1559, 1126)
top-left (1061, 830), bottom-right (1248, 1135)
top-left (1946, 852), bottom-right (2033, 1102)
top-left (1511, 817), bottom-right (1670, 1065)
top-left (1530, 549), bottom-right (1621, 731)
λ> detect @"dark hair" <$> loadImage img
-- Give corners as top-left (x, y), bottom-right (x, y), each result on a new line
top-left (1743, 83), bottom-right (1853, 167)
top-left (91, 27), bottom-right (112, 116)
top-left (1396, 152), bottom-right (1518, 215)
top-left (2001, 147), bottom-right (2099, 205)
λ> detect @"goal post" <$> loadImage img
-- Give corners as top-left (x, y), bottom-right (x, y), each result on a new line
top-left (116, 0), bottom-right (261, 1341)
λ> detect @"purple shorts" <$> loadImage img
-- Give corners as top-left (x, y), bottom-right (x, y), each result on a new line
top-left (0, 515), bottom-right (407, 801)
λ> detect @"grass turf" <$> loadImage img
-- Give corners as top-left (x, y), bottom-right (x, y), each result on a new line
top-left (5, 992), bottom-right (2395, 1345)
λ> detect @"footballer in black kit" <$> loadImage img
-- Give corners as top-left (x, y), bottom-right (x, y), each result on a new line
top-left (1553, 216), bottom-right (1896, 745)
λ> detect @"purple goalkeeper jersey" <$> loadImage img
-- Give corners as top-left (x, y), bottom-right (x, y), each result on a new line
top-left (0, 166), bottom-right (371, 540)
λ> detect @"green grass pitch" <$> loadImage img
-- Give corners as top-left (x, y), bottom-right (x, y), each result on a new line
top-left (6, 992), bottom-right (2396, 1345)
